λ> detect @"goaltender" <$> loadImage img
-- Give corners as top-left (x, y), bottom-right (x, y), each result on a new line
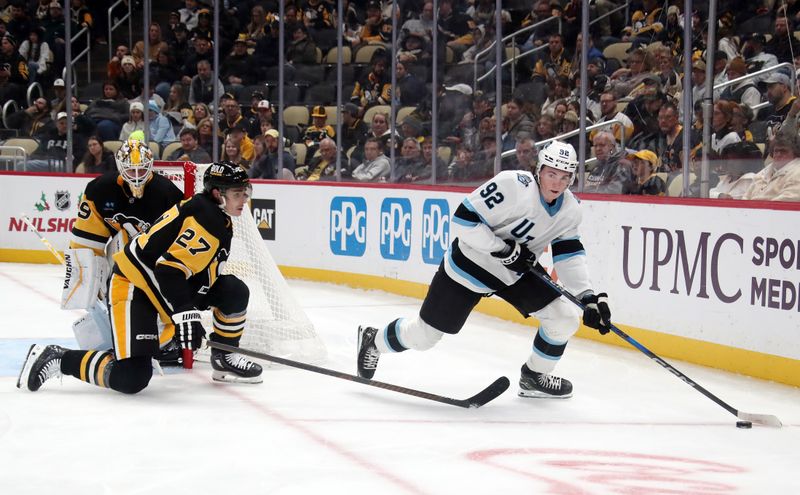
top-left (19, 161), bottom-right (263, 393)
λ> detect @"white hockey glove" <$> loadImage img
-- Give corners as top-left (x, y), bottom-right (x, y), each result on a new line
top-left (61, 249), bottom-right (109, 310)
top-left (172, 309), bottom-right (206, 350)
top-left (491, 240), bottom-right (536, 274)
top-left (580, 292), bottom-right (612, 335)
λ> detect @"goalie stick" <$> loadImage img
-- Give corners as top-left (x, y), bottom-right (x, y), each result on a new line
top-left (530, 269), bottom-right (782, 427)
top-left (20, 214), bottom-right (66, 265)
top-left (208, 341), bottom-right (510, 408)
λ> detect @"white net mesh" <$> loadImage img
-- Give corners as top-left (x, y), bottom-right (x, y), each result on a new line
top-left (155, 162), bottom-right (326, 364)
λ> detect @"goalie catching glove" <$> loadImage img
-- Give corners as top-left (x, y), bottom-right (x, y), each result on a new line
top-left (172, 309), bottom-right (206, 350)
top-left (580, 292), bottom-right (612, 335)
top-left (492, 239), bottom-right (536, 274)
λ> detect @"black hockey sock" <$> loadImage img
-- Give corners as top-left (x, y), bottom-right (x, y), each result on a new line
top-left (385, 319), bottom-right (409, 353)
top-left (210, 308), bottom-right (246, 347)
top-left (61, 350), bottom-right (115, 388)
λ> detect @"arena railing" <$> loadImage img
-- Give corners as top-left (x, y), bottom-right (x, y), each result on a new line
top-left (0, 146), bottom-right (27, 171)
top-left (70, 26), bottom-right (92, 85)
top-left (108, 0), bottom-right (133, 62)
top-left (713, 61), bottom-right (796, 113)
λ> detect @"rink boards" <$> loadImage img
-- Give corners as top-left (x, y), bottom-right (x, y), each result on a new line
top-left (0, 170), bottom-right (798, 386)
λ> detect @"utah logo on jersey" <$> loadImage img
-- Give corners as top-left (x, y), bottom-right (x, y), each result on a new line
top-left (55, 190), bottom-right (71, 211)
top-left (251, 199), bottom-right (276, 240)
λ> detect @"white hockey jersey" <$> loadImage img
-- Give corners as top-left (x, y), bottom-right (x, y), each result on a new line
top-left (445, 170), bottom-right (593, 297)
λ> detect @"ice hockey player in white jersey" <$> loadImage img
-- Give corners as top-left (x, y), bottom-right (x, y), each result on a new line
top-left (357, 140), bottom-right (612, 398)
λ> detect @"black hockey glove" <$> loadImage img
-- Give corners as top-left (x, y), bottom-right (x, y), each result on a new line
top-left (491, 239), bottom-right (536, 274)
top-left (173, 309), bottom-right (206, 350)
top-left (580, 292), bottom-right (612, 335)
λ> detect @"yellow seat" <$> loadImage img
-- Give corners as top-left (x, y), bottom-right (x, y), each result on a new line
top-left (161, 141), bottom-right (184, 161)
top-left (283, 106), bottom-right (310, 128)
top-left (354, 44), bottom-right (387, 64)
top-left (363, 105), bottom-right (391, 126)
top-left (602, 42), bottom-right (633, 63)
top-left (325, 47), bottom-right (352, 64)
top-left (3, 137), bottom-right (39, 156)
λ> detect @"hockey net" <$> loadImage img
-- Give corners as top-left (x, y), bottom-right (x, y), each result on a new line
top-left (154, 161), bottom-right (326, 364)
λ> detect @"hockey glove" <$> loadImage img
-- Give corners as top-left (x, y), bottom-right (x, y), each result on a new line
top-left (173, 309), bottom-right (206, 350)
top-left (581, 292), bottom-right (612, 335)
top-left (491, 239), bottom-right (536, 274)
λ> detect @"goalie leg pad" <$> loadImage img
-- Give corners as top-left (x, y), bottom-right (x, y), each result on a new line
top-left (61, 249), bottom-right (109, 310)
top-left (72, 302), bottom-right (113, 350)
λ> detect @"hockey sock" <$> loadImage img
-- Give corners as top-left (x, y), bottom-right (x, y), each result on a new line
top-left (61, 350), bottom-right (115, 388)
top-left (376, 318), bottom-right (409, 353)
top-left (526, 325), bottom-right (567, 373)
top-left (210, 308), bottom-right (246, 346)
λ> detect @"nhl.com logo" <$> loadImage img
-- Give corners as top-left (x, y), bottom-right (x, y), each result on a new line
top-left (380, 198), bottom-right (411, 260)
top-left (330, 196), bottom-right (366, 256)
top-left (422, 199), bottom-right (450, 264)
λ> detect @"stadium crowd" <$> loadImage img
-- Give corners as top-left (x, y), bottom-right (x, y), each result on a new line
top-left (1, 0), bottom-right (800, 200)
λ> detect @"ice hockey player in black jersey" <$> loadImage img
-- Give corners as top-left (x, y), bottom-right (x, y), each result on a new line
top-left (357, 141), bottom-right (612, 398)
top-left (61, 138), bottom-right (184, 365)
top-left (19, 161), bottom-right (263, 393)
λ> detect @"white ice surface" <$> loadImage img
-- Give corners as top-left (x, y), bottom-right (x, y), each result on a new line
top-left (1, 262), bottom-right (799, 494)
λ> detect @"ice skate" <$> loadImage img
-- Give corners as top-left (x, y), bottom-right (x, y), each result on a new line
top-left (518, 364), bottom-right (573, 398)
top-left (211, 349), bottom-right (263, 384)
top-left (154, 338), bottom-right (183, 367)
top-left (17, 344), bottom-right (67, 392)
top-left (357, 326), bottom-right (380, 379)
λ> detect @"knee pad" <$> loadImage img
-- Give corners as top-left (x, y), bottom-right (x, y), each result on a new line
top-left (212, 275), bottom-right (249, 314)
top-left (108, 356), bottom-right (153, 394)
top-left (398, 316), bottom-right (445, 351)
top-left (535, 298), bottom-right (580, 342)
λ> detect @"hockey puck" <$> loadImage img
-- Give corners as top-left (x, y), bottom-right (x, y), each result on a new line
top-left (736, 421), bottom-right (752, 429)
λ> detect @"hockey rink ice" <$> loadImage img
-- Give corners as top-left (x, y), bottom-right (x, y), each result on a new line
top-left (1, 262), bottom-right (799, 494)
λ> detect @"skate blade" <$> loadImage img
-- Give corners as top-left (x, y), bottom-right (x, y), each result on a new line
top-left (517, 388), bottom-right (572, 399)
top-left (16, 344), bottom-right (42, 390)
top-left (211, 371), bottom-right (263, 384)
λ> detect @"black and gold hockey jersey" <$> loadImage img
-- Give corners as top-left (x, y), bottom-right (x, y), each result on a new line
top-left (70, 172), bottom-right (184, 255)
top-left (113, 193), bottom-right (232, 320)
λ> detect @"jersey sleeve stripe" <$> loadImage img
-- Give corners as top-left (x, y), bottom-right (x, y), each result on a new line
top-left (552, 250), bottom-right (585, 262)
top-left (461, 198), bottom-right (489, 225)
top-left (551, 238), bottom-right (585, 257)
top-left (453, 203), bottom-right (481, 226)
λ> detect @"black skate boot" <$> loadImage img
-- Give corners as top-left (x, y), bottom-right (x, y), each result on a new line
top-left (356, 326), bottom-right (380, 379)
top-left (211, 349), bottom-right (263, 384)
top-left (518, 364), bottom-right (573, 399)
top-left (154, 338), bottom-right (183, 367)
top-left (17, 344), bottom-right (67, 392)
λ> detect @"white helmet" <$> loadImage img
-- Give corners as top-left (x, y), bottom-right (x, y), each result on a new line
top-left (536, 140), bottom-right (578, 185)
top-left (115, 139), bottom-right (154, 198)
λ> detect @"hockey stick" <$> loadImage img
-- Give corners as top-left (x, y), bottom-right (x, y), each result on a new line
top-left (208, 341), bottom-right (510, 408)
top-left (530, 270), bottom-right (783, 428)
top-left (19, 214), bottom-right (66, 265)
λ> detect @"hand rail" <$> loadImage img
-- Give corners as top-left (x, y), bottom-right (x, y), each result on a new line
top-left (108, 0), bottom-right (133, 62)
top-left (2, 99), bottom-right (19, 129)
top-left (714, 62), bottom-right (796, 95)
top-left (500, 118), bottom-right (627, 159)
top-left (477, 44), bottom-right (547, 85)
top-left (26, 82), bottom-right (44, 107)
top-left (70, 26), bottom-right (91, 84)
top-left (588, 2), bottom-right (630, 27)
top-left (0, 146), bottom-right (28, 171)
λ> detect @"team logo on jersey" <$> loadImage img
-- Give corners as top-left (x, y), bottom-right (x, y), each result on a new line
top-left (251, 199), bottom-right (276, 240)
top-left (107, 213), bottom-right (150, 237)
top-left (379, 198), bottom-right (411, 261)
top-left (330, 196), bottom-right (367, 256)
top-left (422, 199), bottom-right (450, 264)
top-left (33, 191), bottom-right (50, 211)
top-left (54, 190), bottom-right (71, 211)
top-left (516, 173), bottom-right (532, 187)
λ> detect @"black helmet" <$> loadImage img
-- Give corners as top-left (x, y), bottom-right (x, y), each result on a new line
top-left (203, 161), bottom-right (249, 193)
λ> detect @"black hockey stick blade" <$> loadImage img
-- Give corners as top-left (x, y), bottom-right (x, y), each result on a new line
top-left (208, 342), bottom-right (509, 408)
top-left (529, 270), bottom-right (783, 428)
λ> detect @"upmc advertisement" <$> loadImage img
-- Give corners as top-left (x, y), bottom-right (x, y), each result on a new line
top-left (1, 172), bottom-right (798, 384)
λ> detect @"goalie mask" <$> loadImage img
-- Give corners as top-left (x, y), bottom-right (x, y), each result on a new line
top-left (115, 139), bottom-right (154, 198)
top-left (536, 140), bottom-right (578, 186)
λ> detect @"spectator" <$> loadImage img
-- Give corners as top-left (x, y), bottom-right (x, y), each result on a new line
top-left (107, 44), bottom-right (129, 80)
top-left (758, 71), bottom-right (796, 140)
top-left (391, 137), bottom-right (426, 183)
top-left (764, 15), bottom-right (800, 64)
top-left (150, 48), bottom-right (181, 102)
top-left (41, 1), bottom-right (69, 74)
top-left (711, 141), bottom-right (763, 199)
top-left (742, 33), bottom-right (778, 84)
top-left (654, 101), bottom-right (687, 172)
top-left (190, 9), bottom-right (213, 47)
top-left (133, 22), bottom-right (168, 68)
top-left (352, 137), bottom-right (391, 182)
top-left (6, 96), bottom-right (51, 136)
top-left (164, 82), bottom-right (188, 114)
top-left (247, 99), bottom-right (274, 137)
top-left (340, 102), bottom-right (368, 154)
top-left (224, 123), bottom-right (254, 162)
top-left (181, 33), bottom-right (212, 82)
top-left (448, 145), bottom-right (486, 182)
top-left (179, 0), bottom-right (199, 32)
top-left (400, 1), bottom-right (434, 44)
top-left (167, 127), bottom-right (212, 162)
top-left (624, 150), bottom-right (666, 196)
top-left (397, 32), bottom-right (431, 65)
top-left (719, 56), bottom-right (761, 109)
top-left (710, 100), bottom-right (741, 156)
top-left (531, 33), bottom-right (571, 83)
top-left (6, 1), bottom-right (34, 43)
top-left (247, 134), bottom-right (269, 176)
top-left (192, 102), bottom-right (210, 123)
top-left (253, 20), bottom-right (280, 69)
top-left (84, 80), bottom-right (129, 141)
top-left (624, 84), bottom-right (666, 148)
top-left (221, 34), bottom-right (256, 97)
top-left (395, 62), bottom-right (425, 108)
top-left (502, 97), bottom-right (534, 151)
top-left (302, 0), bottom-right (334, 30)
top-left (75, 135), bottom-right (115, 174)
top-left (711, 50), bottom-right (728, 100)
top-left (652, 45), bottom-right (681, 98)
top-left (296, 137), bottom-right (345, 181)
top-left (196, 117), bottom-right (217, 156)
top-left (114, 55), bottom-right (143, 100)
top-left (743, 133), bottom-right (800, 201)
top-left (286, 24), bottom-right (318, 65)
top-left (146, 100), bottom-right (176, 149)
top-left (421, 136), bottom-right (447, 180)
top-left (532, 114), bottom-right (556, 142)
top-left (541, 75), bottom-right (572, 117)
top-left (520, 0), bottom-right (558, 51)
top-left (585, 131), bottom-right (634, 194)
top-left (399, 116), bottom-right (424, 142)
top-left (249, 129), bottom-right (296, 179)
top-left (242, 4), bottom-right (269, 45)
top-left (359, 1), bottom-right (391, 45)
top-left (221, 135), bottom-right (250, 169)
top-left (57, 95), bottom-right (96, 140)
top-left (18, 26), bottom-right (50, 83)
top-left (303, 106), bottom-right (335, 155)
top-left (352, 54), bottom-right (391, 109)
top-left (0, 33), bottom-right (29, 105)
top-left (188, 59), bottom-right (224, 105)
top-left (509, 137), bottom-right (536, 172)
top-left (119, 101), bottom-right (145, 141)
top-left (608, 48), bottom-right (652, 99)
top-left (24, 112), bottom-right (87, 172)
top-left (731, 103), bottom-right (754, 142)
top-left (167, 22), bottom-right (190, 69)
top-left (354, 110), bottom-right (399, 165)
top-left (50, 77), bottom-right (66, 110)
